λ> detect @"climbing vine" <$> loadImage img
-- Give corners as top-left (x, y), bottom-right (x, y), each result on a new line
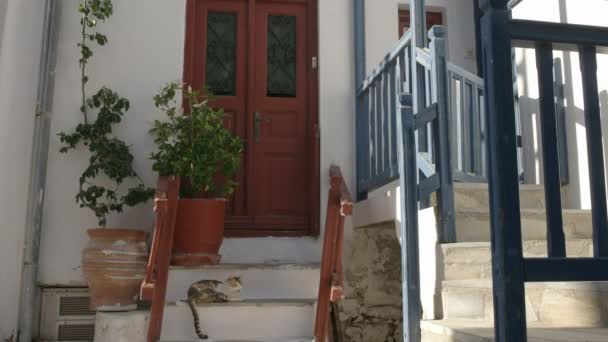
top-left (58, 0), bottom-right (154, 226)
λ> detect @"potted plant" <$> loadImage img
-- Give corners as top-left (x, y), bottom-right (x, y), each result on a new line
top-left (58, 0), bottom-right (155, 311)
top-left (150, 82), bottom-right (243, 266)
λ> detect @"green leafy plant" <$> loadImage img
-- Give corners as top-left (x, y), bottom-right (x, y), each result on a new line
top-left (58, 0), bottom-right (154, 226)
top-left (150, 82), bottom-right (243, 199)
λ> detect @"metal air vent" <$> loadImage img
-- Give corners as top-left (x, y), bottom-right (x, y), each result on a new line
top-left (40, 287), bottom-right (95, 342)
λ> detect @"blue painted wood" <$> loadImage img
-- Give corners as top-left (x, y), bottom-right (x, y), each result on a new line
top-left (382, 71), bottom-right (390, 174)
top-left (479, 1), bottom-right (528, 341)
top-left (430, 26), bottom-right (456, 243)
top-left (553, 58), bottom-right (569, 186)
top-left (376, 80), bottom-right (383, 176)
top-left (396, 91), bottom-right (421, 342)
top-left (511, 19), bottom-right (608, 47)
top-left (579, 45), bottom-right (608, 258)
top-left (354, 0), bottom-right (367, 200)
top-left (535, 42), bottom-right (566, 258)
top-left (525, 258), bottom-right (608, 282)
top-left (415, 104), bottom-right (438, 129)
top-left (472, 85), bottom-right (483, 176)
top-left (369, 85), bottom-right (377, 181)
top-left (418, 173), bottom-right (440, 200)
top-left (356, 93), bottom-right (370, 200)
top-left (411, 0), bottom-right (428, 158)
top-left (389, 63), bottom-right (398, 176)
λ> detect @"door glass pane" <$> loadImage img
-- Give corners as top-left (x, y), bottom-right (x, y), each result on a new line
top-left (206, 11), bottom-right (237, 96)
top-left (267, 15), bottom-right (296, 98)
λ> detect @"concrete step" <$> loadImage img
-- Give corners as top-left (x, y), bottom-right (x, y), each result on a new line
top-left (441, 279), bottom-right (608, 326)
top-left (94, 305), bottom-right (315, 342)
top-left (421, 319), bottom-right (608, 342)
top-left (162, 339), bottom-right (313, 342)
top-left (161, 300), bottom-right (315, 341)
top-left (434, 183), bottom-right (549, 210)
top-left (166, 263), bottom-right (320, 302)
top-left (455, 208), bottom-right (592, 242)
top-left (440, 240), bottom-right (593, 281)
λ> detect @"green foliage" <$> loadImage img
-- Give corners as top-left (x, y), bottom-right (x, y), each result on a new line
top-left (58, 0), bottom-right (154, 226)
top-left (150, 82), bottom-right (244, 198)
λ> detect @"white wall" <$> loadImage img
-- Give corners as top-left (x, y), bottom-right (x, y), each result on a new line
top-left (0, 1), bottom-right (46, 338)
top-left (365, 0), bottom-right (478, 75)
top-left (39, 0), bottom-right (187, 285)
top-left (38, 0), bottom-right (356, 286)
top-left (513, 0), bottom-right (608, 209)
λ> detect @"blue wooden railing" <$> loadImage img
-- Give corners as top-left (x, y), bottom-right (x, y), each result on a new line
top-left (356, 25), bottom-right (459, 342)
top-left (480, 1), bottom-right (608, 340)
top-left (356, 30), bottom-right (490, 200)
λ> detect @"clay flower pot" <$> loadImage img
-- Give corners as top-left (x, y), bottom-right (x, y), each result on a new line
top-left (172, 198), bottom-right (226, 266)
top-left (82, 228), bottom-right (148, 311)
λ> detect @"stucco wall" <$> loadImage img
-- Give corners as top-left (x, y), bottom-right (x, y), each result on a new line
top-left (39, 0), bottom-right (188, 286)
top-left (0, 1), bottom-right (46, 338)
top-left (513, 0), bottom-right (608, 209)
top-left (339, 221), bottom-right (403, 342)
top-left (38, 0), bottom-right (356, 286)
top-left (365, 0), bottom-right (478, 75)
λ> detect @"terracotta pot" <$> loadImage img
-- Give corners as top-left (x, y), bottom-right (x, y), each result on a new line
top-left (81, 228), bottom-right (148, 311)
top-left (172, 198), bottom-right (226, 266)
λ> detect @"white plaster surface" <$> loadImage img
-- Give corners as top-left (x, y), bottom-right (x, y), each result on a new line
top-left (37, 0), bottom-right (356, 288)
top-left (512, 0), bottom-right (608, 210)
top-left (0, 1), bottom-right (46, 338)
top-left (365, 0), bottom-right (478, 75)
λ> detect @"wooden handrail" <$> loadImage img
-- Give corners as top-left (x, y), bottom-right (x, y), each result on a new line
top-left (314, 166), bottom-right (352, 341)
top-left (140, 176), bottom-right (180, 342)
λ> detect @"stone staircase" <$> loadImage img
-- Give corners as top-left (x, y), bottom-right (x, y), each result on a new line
top-left (96, 263), bottom-right (319, 341)
top-left (422, 183), bottom-right (608, 341)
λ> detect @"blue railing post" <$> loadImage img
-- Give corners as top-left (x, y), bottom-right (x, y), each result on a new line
top-left (429, 26), bottom-right (456, 243)
top-left (396, 91), bottom-right (421, 342)
top-left (479, 0), bottom-right (527, 341)
top-left (354, 0), bottom-right (367, 201)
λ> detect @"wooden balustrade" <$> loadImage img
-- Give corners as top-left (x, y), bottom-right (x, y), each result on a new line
top-left (314, 166), bottom-right (352, 342)
top-left (140, 176), bottom-right (181, 342)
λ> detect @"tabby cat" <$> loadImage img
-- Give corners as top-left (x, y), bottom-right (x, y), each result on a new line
top-left (187, 276), bottom-right (243, 339)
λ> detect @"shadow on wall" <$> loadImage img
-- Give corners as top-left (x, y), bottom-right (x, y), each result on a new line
top-left (516, 56), bottom-right (608, 210)
top-left (511, 0), bottom-right (608, 210)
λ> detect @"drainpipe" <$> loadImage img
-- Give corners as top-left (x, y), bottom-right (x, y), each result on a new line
top-left (354, 0), bottom-right (366, 201)
top-left (354, 0), bottom-right (366, 87)
top-left (17, 0), bottom-right (57, 341)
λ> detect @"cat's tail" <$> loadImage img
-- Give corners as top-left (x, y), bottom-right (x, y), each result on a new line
top-left (187, 299), bottom-right (208, 340)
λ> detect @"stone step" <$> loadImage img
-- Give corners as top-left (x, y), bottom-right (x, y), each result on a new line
top-left (421, 319), bottom-right (608, 342)
top-left (162, 339), bottom-right (313, 342)
top-left (95, 303), bottom-right (315, 342)
top-left (434, 183), bottom-right (549, 210)
top-left (161, 300), bottom-right (315, 341)
top-left (166, 263), bottom-right (320, 302)
top-left (440, 240), bottom-right (593, 281)
top-left (441, 279), bottom-right (608, 326)
top-left (455, 208), bottom-right (592, 242)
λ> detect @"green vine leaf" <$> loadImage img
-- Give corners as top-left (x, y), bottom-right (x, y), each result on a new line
top-left (150, 82), bottom-right (244, 199)
top-left (57, 0), bottom-right (154, 227)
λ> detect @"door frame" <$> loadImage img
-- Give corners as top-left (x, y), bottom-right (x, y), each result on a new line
top-left (182, 0), bottom-right (320, 237)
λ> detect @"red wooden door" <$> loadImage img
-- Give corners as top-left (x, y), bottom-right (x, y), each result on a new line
top-left (184, 0), bottom-right (318, 237)
top-left (398, 9), bottom-right (443, 36)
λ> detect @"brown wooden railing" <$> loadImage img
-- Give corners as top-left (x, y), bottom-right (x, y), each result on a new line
top-left (314, 166), bottom-right (352, 342)
top-left (140, 176), bottom-right (180, 342)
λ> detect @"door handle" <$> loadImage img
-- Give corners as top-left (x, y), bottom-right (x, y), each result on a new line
top-left (254, 112), bottom-right (271, 143)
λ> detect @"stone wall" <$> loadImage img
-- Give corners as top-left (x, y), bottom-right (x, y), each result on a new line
top-left (338, 221), bottom-right (403, 342)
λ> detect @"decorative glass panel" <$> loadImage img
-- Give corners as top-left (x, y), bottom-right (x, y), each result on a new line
top-left (206, 12), bottom-right (237, 96)
top-left (267, 15), bottom-right (296, 98)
